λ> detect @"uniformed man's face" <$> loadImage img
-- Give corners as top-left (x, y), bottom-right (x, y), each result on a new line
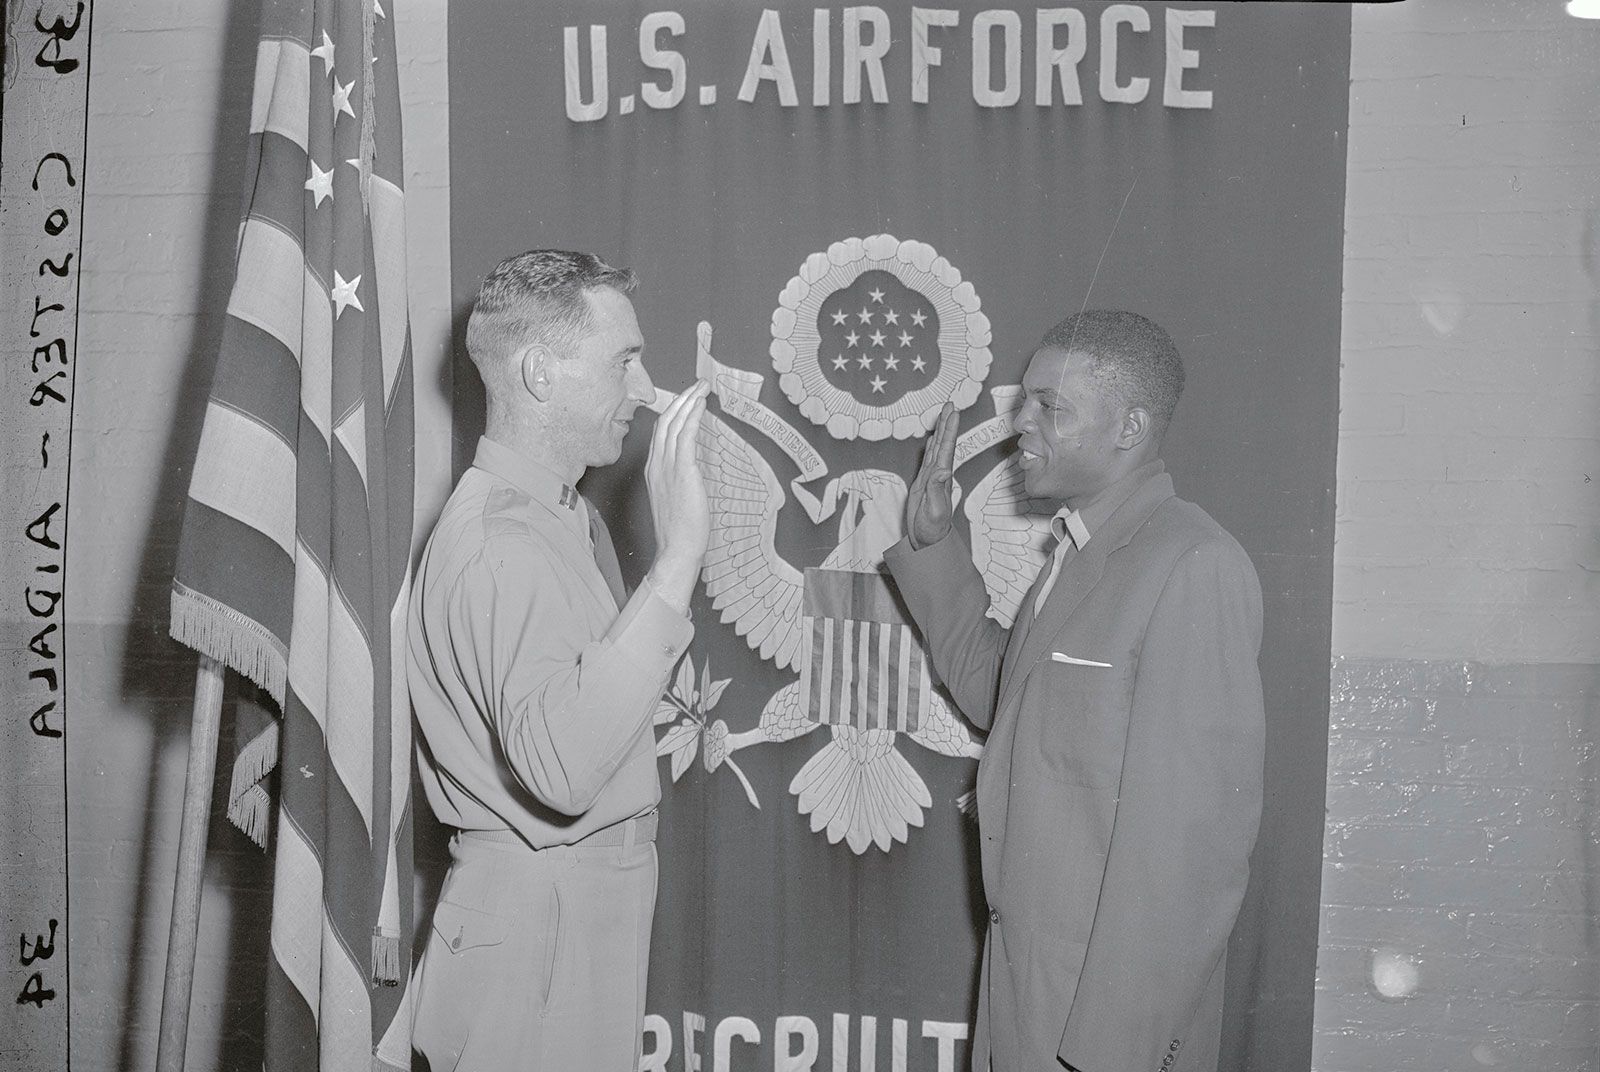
top-left (546, 286), bottom-right (655, 471)
top-left (1011, 347), bottom-right (1126, 506)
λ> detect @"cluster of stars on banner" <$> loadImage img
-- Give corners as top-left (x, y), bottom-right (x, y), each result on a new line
top-left (816, 270), bottom-right (941, 406)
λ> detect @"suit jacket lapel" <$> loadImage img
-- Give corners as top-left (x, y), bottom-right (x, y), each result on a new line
top-left (995, 474), bottom-right (1175, 714)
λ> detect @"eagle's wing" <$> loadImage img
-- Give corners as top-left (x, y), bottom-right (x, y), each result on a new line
top-left (698, 410), bottom-right (807, 671)
top-left (908, 691), bottom-right (984, 759)
top-left (963, 452), bottom-right (1054, 629)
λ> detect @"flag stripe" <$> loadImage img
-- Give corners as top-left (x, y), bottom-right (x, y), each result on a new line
top-left (265, 951), bottom-right (320, 1072)
top-left (226, 218), bottom-right (334, 439)
top-left (383, 353), bottom-right (415, 585)
top-left (288, 542), bottom-right (331, 730)
top-left (171, 502), bottom-right (294, 670)
top-left (251, 38), bottom-right (312, 151)
top-left (334, 402), bottom-right (370, 490)
top-left (895, 628), bottom-right (912, 732)
top-left (330, 438), bottom-right (380, 637)
top-left (836, 620), bottom-right (853, 725)
top-left (910, 644), bottom-right (926, 723)
top-left (293, 424), bottom-right (334, 565)
top-left (856, 621), bottom-right (872, 728)
top-left (369, 176), bottom-right (409, 400)
top-left (246, 129), bottom-right (314, 248)
top-left (279, 691), bottom-right (384, 979)
top-left (188, 402), bottom-right (299, 559)
top-left (324, 594), bottom-right (376, 831)
top-left (206, 317), bottom-right (304, 448)
top-left (269, 816), bottom-right (329, 1027)
top-left (878, 621), bottom-right (893, 730)
top-left (315, 906), bottom-right (373, 1070)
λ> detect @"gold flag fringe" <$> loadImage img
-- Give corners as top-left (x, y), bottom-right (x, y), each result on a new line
top-left (170, 583), bottom-right (289, 850)
top-left (169, 582), bottom-right (289, 708)
top-left (226, 721), bottom-right (280, 849)
top-left (371, 929), bottom-right (401, 987)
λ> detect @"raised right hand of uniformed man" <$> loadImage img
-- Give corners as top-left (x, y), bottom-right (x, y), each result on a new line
top-left (905, 401), bottom-right (958, 551)
top-left (645, 380), bottom-right (711, 611)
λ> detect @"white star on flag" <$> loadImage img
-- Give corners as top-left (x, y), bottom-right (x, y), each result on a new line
top-left (857, 308), bottom-right (873, 324)
top-left (310, 31), bottom-right (336, 76)
top-left (331, 270), bottom-right (364, 318)
top-left (869, 287), bottom-right (885, 303)
top-left (845, 330), bottom-right (860, 346)
top-left (883, 354), bottom-right (900, 370)
top-left (911, 310), bottom-right (927, 326)
top-left (332, 78), bottom-right (356, 120)
top-left (305, 160), bottom-right (334, 206)
top-left (857, 354), bottom-right (873, 369)
top-left (832, 354), bottom-right (849, 370)
top-left (831, 310), bottom-right (847, 325)
top-left (869, 330), bottom-right (886, 347)
top-left (883, 309), bottom-right (899, 325)
top-left (912, 355), bottom-right (927, 371)
top-left (899, 331), bottom-right (913, 346)
top-left (870, 375), bottom-right (887, 393)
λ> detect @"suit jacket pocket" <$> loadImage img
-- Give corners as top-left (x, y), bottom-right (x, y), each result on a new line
top-left (431, 899), bottom-right (512, 955)
top-left (1031, 659), bottom-right (1133, 788)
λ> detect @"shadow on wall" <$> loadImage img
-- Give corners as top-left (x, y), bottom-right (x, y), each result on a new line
top-left (109, 4), bottom-right (271, 1069)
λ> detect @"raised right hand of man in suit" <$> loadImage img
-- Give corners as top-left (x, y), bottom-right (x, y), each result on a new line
top-left (906, 401), bottom-right (959, 550)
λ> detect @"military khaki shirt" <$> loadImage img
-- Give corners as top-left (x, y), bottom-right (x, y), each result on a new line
top-left (408, 437), bottom-right (692, 846)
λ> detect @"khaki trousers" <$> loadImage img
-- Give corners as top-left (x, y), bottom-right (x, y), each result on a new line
top-left (412, 821), bottom-right (657, 1071)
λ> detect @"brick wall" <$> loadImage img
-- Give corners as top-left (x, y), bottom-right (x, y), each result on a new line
top-left (1318, 2), bottom-right (1600, 1070)
top-left (65, 6), bottom-right (452, 1070)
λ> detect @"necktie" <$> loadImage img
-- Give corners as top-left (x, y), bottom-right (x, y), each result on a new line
top-left (1033, 509), bottom-right (1089, 614)
top-left (582, 498), bottom-right (628, 607)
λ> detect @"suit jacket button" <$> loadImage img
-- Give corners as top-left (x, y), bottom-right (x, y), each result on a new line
top-left (989, 908), bottom-right (1000, 925)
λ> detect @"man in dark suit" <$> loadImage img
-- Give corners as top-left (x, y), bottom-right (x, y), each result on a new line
top-left (883, 310), bottom-right (1265, 1072)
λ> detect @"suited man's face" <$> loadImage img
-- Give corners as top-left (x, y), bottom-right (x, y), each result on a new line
top-left (1012, 347), bottom-right (1128, 506)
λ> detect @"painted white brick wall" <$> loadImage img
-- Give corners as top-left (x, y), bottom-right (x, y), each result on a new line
top-left (1332, 1), bottom-right (1600, 666)
top-left (1319, 3), bottom-right (1600, 1070)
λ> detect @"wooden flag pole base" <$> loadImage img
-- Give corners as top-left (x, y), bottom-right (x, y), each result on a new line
top-left (155, 655), bottom-right (227, 1072)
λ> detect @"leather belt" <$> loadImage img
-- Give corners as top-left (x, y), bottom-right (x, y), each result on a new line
top-left (459, 809), bottom-right (658, 850)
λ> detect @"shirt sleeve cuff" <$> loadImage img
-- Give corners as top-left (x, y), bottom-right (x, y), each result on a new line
top-left (609, 575), bottom-right (695, 667)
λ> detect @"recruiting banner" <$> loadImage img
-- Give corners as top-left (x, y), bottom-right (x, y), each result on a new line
top-left (448, 3), bottom-right (1349, 1069)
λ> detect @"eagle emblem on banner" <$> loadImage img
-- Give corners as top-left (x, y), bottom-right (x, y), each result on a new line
top-left (656, 236), bottom-right (1056, 854)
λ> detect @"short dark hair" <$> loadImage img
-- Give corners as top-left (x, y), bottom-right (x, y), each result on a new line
top-left (1040, 310), bottom-right (1185, 436)
top-left (466, 249), bottom-right (637, 364)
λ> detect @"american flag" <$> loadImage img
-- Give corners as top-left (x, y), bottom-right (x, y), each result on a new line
top-left (814, 269), bottom-right (942, 407)
top-left (168, 0), bottom-right (414, 1068)
top-left (799, 568), bottom-right (932, 732)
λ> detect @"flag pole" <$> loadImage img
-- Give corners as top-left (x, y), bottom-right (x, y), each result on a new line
top-left (155, 655), bottom-right (227, 1072)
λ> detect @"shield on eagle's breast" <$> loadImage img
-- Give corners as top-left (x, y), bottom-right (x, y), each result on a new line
top-left (799, 567), bottom-right (932, 733)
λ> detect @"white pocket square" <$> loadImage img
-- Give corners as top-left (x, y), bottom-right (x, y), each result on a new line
top-left (1051, 652), bottom-right (1113, 668)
